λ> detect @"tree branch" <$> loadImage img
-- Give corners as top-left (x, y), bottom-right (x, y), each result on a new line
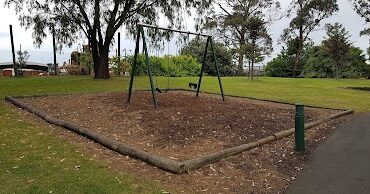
top-left (60, 2), bottom-right (88, 37)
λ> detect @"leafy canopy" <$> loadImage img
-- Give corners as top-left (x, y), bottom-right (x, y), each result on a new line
top-left (350, 0), bottom-right (370, 36)
top-left (283, 0), bottom-right (339, 42)
top-left (4, 0), bottom-right (213, 78)
top-left (322, 23), bottom-right (351, 67)
top-left (200, 0), bottom-right (280, 74)
top-left (4, 0), bottom-right (212, 50)
top-left (180, 38), bottom-right (234, 76)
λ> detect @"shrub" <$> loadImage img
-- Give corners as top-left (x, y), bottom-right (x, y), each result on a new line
top-left (265, 55), bottom-right (294, 77)
top-left (127, 54), bottom-right (201, 77)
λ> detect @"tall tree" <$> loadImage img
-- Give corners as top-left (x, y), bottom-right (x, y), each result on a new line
top-left (201, 0), bottom-right (280, 76)
top-left (282, 0), bottom-right (338, 77)
top-left (245, 16), bottom-right (272, 80)
top-left (322, 23), bottom-right (351, 79)
top-left (180, 38), bottom-right (234, 76)
top-left (265, 39), bottom-right (312, 78)
top-left (4, 0), bottom-right (212, 79)
top-left (350, 0), bottom-right (370, 36)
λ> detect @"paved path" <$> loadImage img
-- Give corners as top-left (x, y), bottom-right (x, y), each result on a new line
top-left (287, 113), bottom-right (370, 194)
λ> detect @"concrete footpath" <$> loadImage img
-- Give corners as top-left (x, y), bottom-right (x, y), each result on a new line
top-left (287, 113), bottom-right (370, 194)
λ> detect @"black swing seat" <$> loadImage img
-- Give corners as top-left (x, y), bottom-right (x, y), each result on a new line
top-left (155, 88), bottom-right (163, 93)
top-left (189, 83), bottom-right (198, 90)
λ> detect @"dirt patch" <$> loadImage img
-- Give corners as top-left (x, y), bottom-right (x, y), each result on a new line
top-left (345, 87), bottom-right (370, 92)
top-left (8, 91), bottom-right (350, 193)
top-left (20, 91), bottom-right (337, 161)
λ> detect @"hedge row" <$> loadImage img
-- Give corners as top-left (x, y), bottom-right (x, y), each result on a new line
top-left (127, 54), bottom-right (201, 77)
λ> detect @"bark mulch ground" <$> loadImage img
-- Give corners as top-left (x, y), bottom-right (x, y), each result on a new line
top-left (11, 91), bottom-right (350, 193)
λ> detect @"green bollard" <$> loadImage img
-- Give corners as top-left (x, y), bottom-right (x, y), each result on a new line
top-left (295, 103), bottom-right (305, 152)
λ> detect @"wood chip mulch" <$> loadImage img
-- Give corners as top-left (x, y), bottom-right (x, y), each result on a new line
top-left (11, 91), bottom-right (351, 193)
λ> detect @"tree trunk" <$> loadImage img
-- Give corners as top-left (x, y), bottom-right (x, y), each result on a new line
top-left (94, 46), bottom-right (110, 79)
top-left (294, 33), bottom-right (303, 78)
top-left (251, 55), bottom-right (254, 81)
top-left (237, 52), bottom-right (244, 76)
top-left (336, 60), bottom-right (339, 79)
top-left (89, 36), bottom-right (110, 79)
top-left (237, 36), bottom-right (246, 76)
top-left (248, 60), bottom-right (251, 78)
top-left (88, 30), bottom-right (113, 79)
top-left (294, 1), bottom-right (305, 78)
top-left (251, 39), bottom-right (256, 81)
top-left (293, 46), bottom-right (302, 78)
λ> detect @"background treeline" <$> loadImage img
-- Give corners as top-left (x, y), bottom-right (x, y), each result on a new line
top-left (54, 0), bottom-right (370, 80)
top-left (265, 44), bottom-right (370, 79)
top-left (127, 54), bottom-right (201, 77)
top-left (111, 38), bottom-right (234, 77)
top-left (266, 23), bottom-right (370, 79)
top-left (9, 0), bottom-right (370, 79)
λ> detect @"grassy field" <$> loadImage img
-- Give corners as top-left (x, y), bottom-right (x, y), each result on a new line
top-left (0, 76), bottom-right (369, 193)
top-left (0, 76), bottom-right (163, 193)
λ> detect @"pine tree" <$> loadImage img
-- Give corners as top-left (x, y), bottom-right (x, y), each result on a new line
top-left (322, 23), bottom-right (351, 79)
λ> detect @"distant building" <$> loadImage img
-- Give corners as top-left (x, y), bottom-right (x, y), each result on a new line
top-left (67, 45), bottom-right (92, 75)
top-left (0, 62), bottom-right (49, 77)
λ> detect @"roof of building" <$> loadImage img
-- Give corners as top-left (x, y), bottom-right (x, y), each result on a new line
top-left (0, 62), bottom-right (49, 71)
top-left (0, 62), bottom-right (48, 67)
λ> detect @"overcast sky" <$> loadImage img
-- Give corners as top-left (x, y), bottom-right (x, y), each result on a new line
top-left (0, 0), bottom-right (368, 65)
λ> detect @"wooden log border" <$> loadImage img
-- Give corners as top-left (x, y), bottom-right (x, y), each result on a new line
top-left (11, 89), bottom-right (347, 111)
top-left (4, 96), bottom-right (186, 174)
top-left (5, 94), bottom-right (353, 174)
top-left (182, 109), bottom-right (353, 171)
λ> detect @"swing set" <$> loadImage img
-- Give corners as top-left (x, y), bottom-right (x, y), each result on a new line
top-left (127, 23), bottom-right (225, 108)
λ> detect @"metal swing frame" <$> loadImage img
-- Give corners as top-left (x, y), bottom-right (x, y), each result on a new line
top-left (127, 23), bottom-right (225, 108)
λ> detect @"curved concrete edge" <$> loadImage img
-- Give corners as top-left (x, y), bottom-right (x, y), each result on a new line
top-left (180, 110), bottom-right (354, 172)
top-left (5, 96), bottom-right (186, 174)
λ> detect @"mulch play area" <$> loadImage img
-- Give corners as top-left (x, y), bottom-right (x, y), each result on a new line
top-left (18, 91), bottom-right (337, 160)
top-left (7, 91), bottom-right (351, 193)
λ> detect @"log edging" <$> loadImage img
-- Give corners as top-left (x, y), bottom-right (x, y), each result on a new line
top-left (5, 96), bottom-right (186, 174)
top-left (9, 88), bottom-right (346, 111)
top-left (181, 109), bottom-right (353, 172)
top-left (5, 94), bottom-right (353, 174)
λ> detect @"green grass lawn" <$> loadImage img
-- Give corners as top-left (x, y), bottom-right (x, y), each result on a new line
top-left (0, 76), bottom-right (163, 194)
top-left (0, 75), bottom-right (369, 193)
top-left (147, 76), bottom-right (370, 112)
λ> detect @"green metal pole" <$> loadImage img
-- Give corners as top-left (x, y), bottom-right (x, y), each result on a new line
top-left (127, 25), bottom-right (141, 103)
top-left (210, 37), bottom-right (225, 101)
top-left (141, 28), bottom-right (158, 108)
top-left (196, 36), bottom-right (210, 97)
top-left (295, 104), bottom-right (305, 152)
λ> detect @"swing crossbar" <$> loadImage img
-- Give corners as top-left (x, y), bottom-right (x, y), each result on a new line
top-left (138, 23), bottom-right (211, 37)
top-left (127, 24), bottom-right (225, 108)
